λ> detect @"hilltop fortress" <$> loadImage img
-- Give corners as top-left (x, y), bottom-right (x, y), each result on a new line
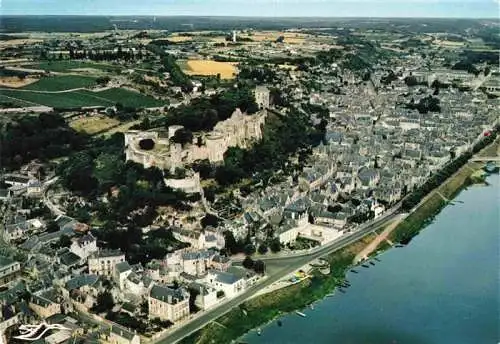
top-left (125, 87), bottom-right (270, 172)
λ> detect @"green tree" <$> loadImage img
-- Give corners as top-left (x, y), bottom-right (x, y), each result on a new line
top-left (258, 244), bottom-right (268, 254)
top-left (46, 220), bottom-right (59, 233)
top-left (270, 238), bottom-right (281, 253)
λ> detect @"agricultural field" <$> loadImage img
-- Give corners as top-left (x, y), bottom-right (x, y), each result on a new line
top-left (240, 31), bottom-right (311, 44)
top-left (24, 60), bottom-right (122, 73)
top-left (21, 75), bottom-right (97, 91)
top-left (181, 60), bottom-right (238, 79)
top-left (0, 89), bottom-right (111, 108)
top-left (69, 115), bottom-right (120, 135)
top-left (92, 88), bottom-right (165, 108)
top-left (0, 86), bottom-right (165, 109)
top-left (0, 76), bottom-right (39, 88)
top-left (0, 94), bottom-right (37, 108)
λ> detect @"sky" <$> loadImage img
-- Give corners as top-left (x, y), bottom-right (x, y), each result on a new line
top-left (1, 0), bottom-right (499, 18)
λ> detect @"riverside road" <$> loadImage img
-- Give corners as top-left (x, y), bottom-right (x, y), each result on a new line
top-left (153, 207), bottom-right (403, 344)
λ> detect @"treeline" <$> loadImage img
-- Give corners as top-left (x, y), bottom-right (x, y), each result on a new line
top-left (0, 112), bottom-right (87, 170)
top-left (63, 47), bottom-right (145, 62)
top-left (402, 131), bottom-right (498, 211)
top-left (147, 43), bottom-right (192, 91)
top-left (214, 109), bottom-right (326, 186)
top-left (58, 134), bottom-right (193, 224)
top-left (140, 87), bottom-right (258, 132)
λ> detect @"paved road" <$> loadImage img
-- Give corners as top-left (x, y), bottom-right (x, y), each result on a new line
top-left (152, 211), bottom-right (401, 344)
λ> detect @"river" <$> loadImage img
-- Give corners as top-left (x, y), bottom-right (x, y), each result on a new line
top-left (243, 174), bottom-right (499, 344)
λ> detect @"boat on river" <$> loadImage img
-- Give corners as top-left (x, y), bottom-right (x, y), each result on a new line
top-left (361, 264), bottom-right (370, 268)
top-left (350, 269), bottom-right (358, 273)
top-left (369, 261), bottom-right (376, 266)
top-left (374, 257), bottom-right (381, 262)
top-left (257, 328), bottom-right (262, 336)
top-left (277, 320), bottom-right (283, 327)
top-left (296, 311), bottom-right (307, 317)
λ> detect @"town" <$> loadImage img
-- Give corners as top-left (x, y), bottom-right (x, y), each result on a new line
top-left (0, 16), bottom-right (499, 344)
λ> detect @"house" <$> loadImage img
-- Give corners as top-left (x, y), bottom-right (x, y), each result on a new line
top-left (64, 274), bottom-right (100, 299)
top-left (27, 180), bottom-right (43, 197)
top-left (3, 174), bottom-right (30, 187)
top-left (205, 270), bottom-right (246, 298)
top-left (210, 254), bottom-right (231, 272)
top-left (70, 233), bottom-right (98, 260)
top-left (4, 223), bottom-right (26, 242)
top-left (333, 212), bottom-right (348, 229)
top-left (124, 272), bottom-right (154, 297)
top-left (189, 282), bottom-right (218, 310)
top-left (114, 261), bottom-right (132, 290)
top-left (181, 250), bottom-right (215, 276)
top-left (0, 256), bottom-right (21, 287)
top-left (108, 323), bottom-right (141, 344)
top-left (148, 284), bottom-right (190, 323)
top-left (29, 289), bottom-right (61, 318)
top-left (357, 167), bottom-right (380, 189)
top-left (88, 249), bottom-right (126, 277)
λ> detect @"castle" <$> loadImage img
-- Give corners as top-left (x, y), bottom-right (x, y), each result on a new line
top-left (125, 87), bottom-right (270, 172)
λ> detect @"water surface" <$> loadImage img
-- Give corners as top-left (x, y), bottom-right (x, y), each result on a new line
top-left (244, 175), bottom-right (500, 344)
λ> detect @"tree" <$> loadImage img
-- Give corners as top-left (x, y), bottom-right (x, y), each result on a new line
top-left (201, 214), bottom-right (219, 228)
top-left (46, 220), bottom-right (59, 233)
top-left (92, 291), bottom-right (114, 314)
top-left (270, 238), bottom-right (281, 253)
top-left (93, 153), bottom-right (124, 187)
top-left (242, 256), bottom-right (255, 269)
top-left (171, 128), bottom-right (193, 145)
top-left (244, 243), bottom-right (256, 256)
top-left (253, 260), bottom-right (265, 274)
top-left (258, 244), bottom-right (268, 254)
top-left (54, 234), bottom-right (71, 248)
top-left (96, 76), bottom-right (111, 85)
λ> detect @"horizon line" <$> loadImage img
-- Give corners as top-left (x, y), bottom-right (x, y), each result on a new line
top-left (0, 14), bottom-right (497, 20)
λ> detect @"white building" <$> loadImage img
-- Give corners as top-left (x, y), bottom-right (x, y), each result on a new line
top-left (70, 234), bottom-right (98, 261)
top-left (88, 249), bottom-right (126, 277)
top-left (204, 270), bottom-right (245, 298)
top-left (148, 285), bottom-right (190, 323)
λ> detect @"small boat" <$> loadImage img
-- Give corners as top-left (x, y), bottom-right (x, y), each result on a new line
top-left (277, 320), bottom-right (283, 327)
top-left (310, 304), bottom-right (315, 310)
top-left (296, 311), bottom-right (307, 317)
top-left (350, 269), bottom-right (358, 273)
top-left (338, 288), bottom-right (346, 293)
top-left (369, 261), bottom-right (375, 266)
top-left (374, 257), bottom-right (381, 262)
top-left (257, 328), bottom-right (262, 336)
top-left (327, 293), bottom-right (335, 297)
top-left (361, 264), bottom-right (370, 268)
top-left (395, 244), bottom-right (405, 248)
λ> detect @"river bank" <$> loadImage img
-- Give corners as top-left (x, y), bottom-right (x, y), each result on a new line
top-left (178, 137), bottom-right (499, 344)
top-left (387, 136), bottom-right (499, 248)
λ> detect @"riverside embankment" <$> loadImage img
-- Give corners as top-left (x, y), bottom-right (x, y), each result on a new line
top-left (178, 136), bottom-right (499, 344)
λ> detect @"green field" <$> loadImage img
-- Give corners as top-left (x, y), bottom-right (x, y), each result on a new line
top-left (24, 60), bottom-right (122, 73)
top-left (93, 88), bottom-right (165, 108)
top-left (0, 89), bottom-right (111, 108)
top-left (21, 75), bottom-right (97, 91)
top-left (0, 87), bottom-right (165, 109)
top-left (0, 94), bottom-right (36, 108)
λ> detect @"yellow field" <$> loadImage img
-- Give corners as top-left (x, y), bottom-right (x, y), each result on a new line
top-left (167, 35), bottom-right (193, 43)
top-left (0, 39), bottom-right (44, 48)
top-left (0, 76), bottom-right (39, 88)
top-left (182, 60), bottom-right (238, 79)
top-left (434, 40), bottom-right (465, 47)
top-left (70, 115), bottom-right (120, 135)
top-left (240, 31), bottom-right (310, 44)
